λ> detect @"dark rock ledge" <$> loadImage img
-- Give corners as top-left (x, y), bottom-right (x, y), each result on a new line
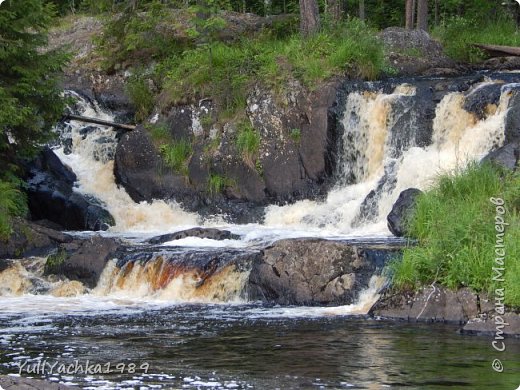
top-left (370, 285), bottom-right (520, 337)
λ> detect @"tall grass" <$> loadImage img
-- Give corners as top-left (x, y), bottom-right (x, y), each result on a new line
top-left (126, 74), bottom-right (155, 122)
top-left (390, 162), bottom-right (520, 307)
top-left (235, 121), bottom-right (260, 167)
top-left (207, 173), bottom-right (233, 195)
top-left (160, 18), bottom-right (385, 113)
top-left (432, 16), bottom-right (520, 63)
top-left (0, 180), bottom-right (28, 240)
top-left (160, 139), bottom-right (192, 175)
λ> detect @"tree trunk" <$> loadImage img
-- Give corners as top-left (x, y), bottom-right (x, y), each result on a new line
top-left (416, 0), bottom-right (428, 31)
top-left (405, 0), bottom-right (414, 29)
top-left (299, 0), bottom-right (321, 37)
top-left (327, 0), bottom-right (342, 23)
top-left (359, 0), bottom-right (365, 21)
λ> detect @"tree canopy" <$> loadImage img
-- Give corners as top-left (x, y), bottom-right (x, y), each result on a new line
top-left (0, 0), bottom-right (67, 175)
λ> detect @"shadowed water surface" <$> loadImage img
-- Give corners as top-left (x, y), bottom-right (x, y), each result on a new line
top-left (0, 303), bottom-right (518, 389)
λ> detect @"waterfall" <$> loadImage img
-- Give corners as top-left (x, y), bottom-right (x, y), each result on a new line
top-left (93, 257), bottom-right (249, 303)
top-left (55, 91), bottom-right (200, 232)
top-left (264, 79), bottom-right (511, 234)
top-left (52, 80), bottom-right (512, 236)
top-left (3, 77), bottom-right (511, 312)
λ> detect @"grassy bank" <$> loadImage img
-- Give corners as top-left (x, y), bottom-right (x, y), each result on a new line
top-left (390, 163), bottom-right (520, 307)
top-left (432, 16), bottom-right (520, 63)
top-left (97, 7), bottom-right (385, 120)
top-left (159, 17), bottom-right (385, 114)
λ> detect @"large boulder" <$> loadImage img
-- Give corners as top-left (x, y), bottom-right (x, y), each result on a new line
top-left (462, 313), bottom-right (520, 337)
top-left (26, 147), bottom-right (115, 231)
top-left (0, 218), bottom-right (72, 260)
top-left (114, 82), bottom-right (339, 218)
top-left (379, 27), bottom-right (455, 76)
top-left (504, 86), bottom-right (520, 144)
top-left (482, 142), bottom-right (520, 171)
top-left (463, 82), bottom-right (503, 119)
top-left (114, 125), bottom-right (190, 202)
top-left (247, 239), bottom-right (388, 306)
top-left (387, 188), bottom-right (423, 237)
top-left (46, 236), bottom-right (122, 288)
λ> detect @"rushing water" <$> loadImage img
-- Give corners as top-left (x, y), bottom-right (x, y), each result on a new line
top-left (2, 76), bottom-right (520, 388)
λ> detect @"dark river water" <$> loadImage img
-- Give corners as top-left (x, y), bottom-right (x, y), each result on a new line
top-left (0, 303), bottom-right (518, 389)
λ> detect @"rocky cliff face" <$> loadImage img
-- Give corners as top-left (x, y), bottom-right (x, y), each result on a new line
top-left (114, 81), bottom-right (339, 221)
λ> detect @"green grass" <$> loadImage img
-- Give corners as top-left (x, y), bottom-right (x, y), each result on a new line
top-left (389, 162), bottom-right (520, 307)
top-left (159, 139), bottom-right (192, 175)
top-left (145, 123), bottom-right (170, 144)
top-left (207, 173), bottom-right (233, 195)
top-left (432, 16), bottom-right (520, 63)
top-left (290, 128), bottom-right (301, 143)
top-left (126, 74), bottom-right (155, 122)
top-left (45, 249), bottom-right (68, 274)
top-left (0, 180), bottom-right (28, 240)
top-left (235, 121), bottom-right (260, 167)
top-left (159, 18), bottom-right (385, 114)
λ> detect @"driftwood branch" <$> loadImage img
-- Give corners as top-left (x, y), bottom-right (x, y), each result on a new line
top-left (472, 43), bottom-right (520, 58)
top-left (63, 114), bottom-right (136, 131)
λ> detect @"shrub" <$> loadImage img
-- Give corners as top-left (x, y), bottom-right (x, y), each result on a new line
top-left (145, 123), bottom-right (170, 144)
top-left (126, 74), bottom-right (155, 122)
top-left (290, 128), bottom-right (301, 143)
top-left (390, 162), bottom-right (520, 307)
top-left (159, 18), bottom-right (385, 115)
top-left (0, 181), bottom-right (28, 240)
top-left (207, 174), bottom-right (233, 195)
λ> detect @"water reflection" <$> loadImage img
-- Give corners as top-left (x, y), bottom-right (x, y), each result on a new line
top-left (0, 305), bottom-right (518, 389)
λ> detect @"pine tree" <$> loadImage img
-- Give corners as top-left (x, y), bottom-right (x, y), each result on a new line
top-left (0, 0), bottom-right (67, 172)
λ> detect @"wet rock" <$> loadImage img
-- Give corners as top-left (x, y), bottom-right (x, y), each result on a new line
top-left (387, 188), bottom-right (422, 237)
top-left (47, 236), bottom-right (122, 288)
top-left (148, 228), bottom-right (240, 245)
top-left (482, 142), bottom-right (520, 170)
top-left (479, 56), bottom-right (520, 72)
top-left (114, 125), bottom-right (190, 202)
top-left (26, 147), bottom-right (115, 231)
top-left (247, 239), bottom-right (380, 306)
top-left (0, 376), bottom-right (73, 389)
top-left (370, 286), bottom-right (479, 324)
top-left (463, 83), bottom-right (503, 119)
top-left (462, 313), bottom-right (520, 337)
top-left (504, 86), bottom-right (520, 143)
top-left (0, 218), bottom-right (72, 260)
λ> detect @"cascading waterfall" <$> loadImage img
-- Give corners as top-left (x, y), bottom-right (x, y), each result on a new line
top-left (264, 79), bottom-right (511, 233)
top-left (55, 91), bottom-right (200, 232)
top-left (1, 77), bottom-right (514, 312)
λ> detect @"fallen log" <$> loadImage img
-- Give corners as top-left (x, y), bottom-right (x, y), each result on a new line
top-left (63, 114), bottom-right (136, 131)
top-left (472, 43), bottom-right (520, 58)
